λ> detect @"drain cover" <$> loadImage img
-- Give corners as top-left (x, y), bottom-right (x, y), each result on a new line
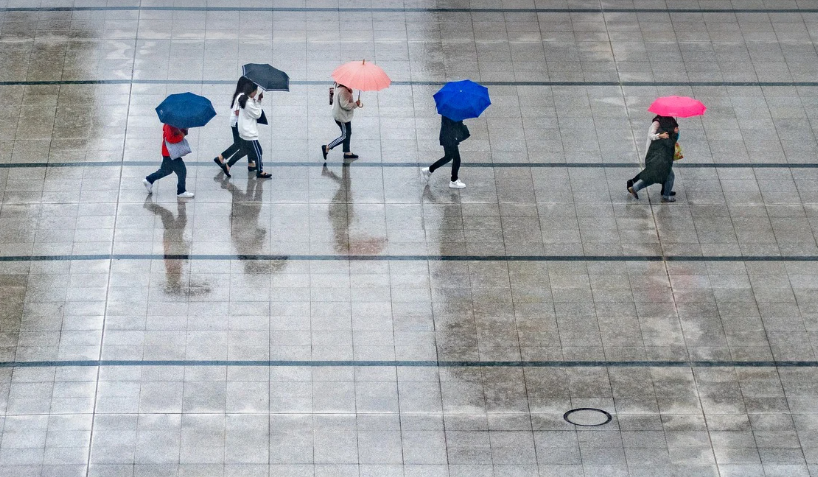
top-left (563, 408), bottom-right (612, 427)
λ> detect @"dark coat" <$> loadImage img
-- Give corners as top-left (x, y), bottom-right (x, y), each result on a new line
top-left (639, 132), bottom-right (677, 184)
top-left (440, 116), bottom-right (470, 147)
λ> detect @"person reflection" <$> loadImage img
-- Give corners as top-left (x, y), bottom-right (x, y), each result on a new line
top-left (143, 199), bottom-right (210, 296)
top-left (217, 176), bottom-right (279, 274)
top-left (322, 163), bottom-right (386, 255)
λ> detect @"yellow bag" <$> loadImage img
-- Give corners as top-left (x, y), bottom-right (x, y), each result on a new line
top-left (674, 143), bottom-right (684, 161)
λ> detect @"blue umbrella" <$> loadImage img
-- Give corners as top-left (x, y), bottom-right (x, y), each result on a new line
top-left (433, 80), bottom-right (491, 121)
top-left (155, 92), bottom-right (217, 129)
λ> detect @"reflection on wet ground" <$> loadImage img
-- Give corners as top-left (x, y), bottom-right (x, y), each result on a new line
top-left (5, 2), bottom-right (818, 476)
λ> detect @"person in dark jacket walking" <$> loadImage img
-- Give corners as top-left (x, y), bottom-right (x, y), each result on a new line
top-left (421, 116), bottom-right (470, 189)
top-left (627, 115), bottom-right (678, 197)
top-left (628, 126), bottom-right (679, 202)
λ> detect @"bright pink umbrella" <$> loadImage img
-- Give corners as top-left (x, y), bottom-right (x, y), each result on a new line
top-left (331, 59), bottom-right (391, 92)
top-left (648, 96), bottom-right (706, 118)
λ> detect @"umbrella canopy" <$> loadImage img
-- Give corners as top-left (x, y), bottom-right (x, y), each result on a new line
top-left (155, 92), bottom-right (216, 129)
top-left (648, 96), bottom-right (706, 118)
top-left (433, 80), bottom-right (491, 121)
top-left (331, 60), bottom-right (391, 91)
top-left (242, 63), bottom-right (290, 91)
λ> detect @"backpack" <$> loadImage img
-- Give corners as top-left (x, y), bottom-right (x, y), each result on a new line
top-left (329, 86), bottom-right (335, 105)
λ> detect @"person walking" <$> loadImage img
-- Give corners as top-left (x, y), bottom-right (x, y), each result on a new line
top-left (143, 123), bottom-right (194, 198)
top-left (627, 115), bottom-right (678, 197)
top-left (420, 115), bottom-right (470, 189)
top-left (321, 83), bottom-right (361, 160)
top-left (238, 83), bottom-right (272, 179)
top-left (628, 125), bottom-right (679, 202)
top-left (213, 76), bottom-right (254, 176)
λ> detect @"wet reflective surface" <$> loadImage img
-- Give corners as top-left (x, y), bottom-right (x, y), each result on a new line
top-left (4, 1), bottom-right (818, 476)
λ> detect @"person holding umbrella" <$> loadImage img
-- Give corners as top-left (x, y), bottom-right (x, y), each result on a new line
top-left (322, 83), bottom-right (361, 159)
top-left (144, 92), bottom-right (216, 199)
top-left (321, 60), bottom-right (391, 160)
top-left (237, 82), bottom-right (272, 179)
top-left (420, 80), bottom-right (491, 189)
top-left (627, 115), bottom-right (678, 197)
top-left (213, 76), bottom-right (254, 176)
top-left (421, 116), bottom-right (470, 188)
top-left (628, 124), bottom-right (679, 202)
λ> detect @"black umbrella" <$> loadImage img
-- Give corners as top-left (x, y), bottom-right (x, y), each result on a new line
top-left (242, 63), bottom-right (290, 92)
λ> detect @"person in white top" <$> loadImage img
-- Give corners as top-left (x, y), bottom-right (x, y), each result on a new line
top-left (237, 83), bottom-right (271, 179)
top-left (213, 77), bottom-right (255, 177)
top-left (627, 115), bottom-right (678, 197)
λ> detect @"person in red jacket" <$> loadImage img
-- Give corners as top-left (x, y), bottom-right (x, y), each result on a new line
top-left (143, 124), bottom-right (194, 198)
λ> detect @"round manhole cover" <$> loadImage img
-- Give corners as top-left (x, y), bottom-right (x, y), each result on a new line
top-left (563, 408), bottom-right (612, 427)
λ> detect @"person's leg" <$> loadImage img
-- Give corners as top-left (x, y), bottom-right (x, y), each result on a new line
top-left (170, 158), bottom-right (187, 195)
top-left (429, 149), bottom-right (454, 173)
top-left (226, 126), bottom-right (249, 167)
top-left (219, 126), bottom-right (241, 161)
top-left (632, 179), bottom-right (653, 193)
top-left (146, 156), bottom-right (173, 184)
top-left (449, 146), bottom-right (461, 181)
top-left (342, 121), bottom-right (352, 153)
top-left (327, 121), bottom-right (347, 150)
top-left (252, 141), bottom-right (264, 174)
top-left (662, 170), bottom-right (675, 200)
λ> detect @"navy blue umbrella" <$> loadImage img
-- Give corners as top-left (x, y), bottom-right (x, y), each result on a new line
top-left (155, 92), bottom-right (217, 129)
top-left (433, 80), bottom-right (491, 122)
top-left (242, 64), bottom-right (290, 92)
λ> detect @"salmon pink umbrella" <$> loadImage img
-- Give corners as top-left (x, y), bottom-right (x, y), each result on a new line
top-left (331, 59), bottom-right (391, 93)
top-left (648, 96), bottom-right (706, 118)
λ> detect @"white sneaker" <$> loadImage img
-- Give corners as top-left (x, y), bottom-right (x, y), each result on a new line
top-left (142, 178), bottom-right (153, 194)
top-left (177, 191), bottom-right (194, 199)
top-left (449, 179), bottom-right (466, 189)
top-left (420, 167), bottom-right (431, 182)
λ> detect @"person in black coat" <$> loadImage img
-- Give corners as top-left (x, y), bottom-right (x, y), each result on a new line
top-left (628, 126), bottom-right (679, 202)
top-left (421, 115), bottom-right (470, 189)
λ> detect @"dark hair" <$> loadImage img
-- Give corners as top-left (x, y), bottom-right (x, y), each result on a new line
top-left (652, 115), bottom-right (678, 131)
top-left (231, 76), bottom-right (253, 107)
top-left (237, 82), bottom-right (257, 109)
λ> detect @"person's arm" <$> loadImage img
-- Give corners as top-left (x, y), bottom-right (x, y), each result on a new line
top-left (164, 125), bottom-right (186, 144)
top-left (459, 122), bottom-right (470, 142)
top-left (243, 96), bottom-right (263, 120)
top-left (648, 121), bottom-right (661, 142)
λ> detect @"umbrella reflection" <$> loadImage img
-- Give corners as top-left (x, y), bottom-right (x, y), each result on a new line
top-left (143, 199), bottom-right (211, 297)
top-left (322, 163), bottom-right (386, 255)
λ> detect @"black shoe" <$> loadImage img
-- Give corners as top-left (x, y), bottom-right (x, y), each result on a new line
top-left (214, 157), bottom-right (231, 177)
top-left (343, 153), bottom-right (358, 159)
top-left (660, 188), bottom-right (676, 196)
top-left (256, 172), bottom-right (272, 179)
top-left (321, 145), bottom-right (328, 160)
top-left (248, 162), bottom-right (257, 172)
top-left (628, 186), bottom-right (639, 199)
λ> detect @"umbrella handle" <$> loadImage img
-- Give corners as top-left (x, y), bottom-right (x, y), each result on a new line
top-left (357, 91), bottom-right (361, 101)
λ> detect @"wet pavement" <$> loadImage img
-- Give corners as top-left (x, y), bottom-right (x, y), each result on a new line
top-left (3, 1), bottom-right (818, 476)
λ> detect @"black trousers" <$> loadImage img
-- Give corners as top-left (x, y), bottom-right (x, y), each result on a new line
top-left (146, 156), bottom-right (186, 194)
top-left (242, 139), bottom-right (264, 174)
top-left (222, 126), bottom-right (249, 167)
top-left (328, 120), bottom-right (352, 153)
top-left (429, 145), bottom-right (461, 181)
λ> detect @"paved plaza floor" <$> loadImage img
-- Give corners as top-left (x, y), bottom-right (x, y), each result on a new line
top-left (4, 0), bottom-right (818, 476)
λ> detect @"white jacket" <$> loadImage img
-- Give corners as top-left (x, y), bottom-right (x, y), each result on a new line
top-left (229, 93), bottom-right (243, 128)
top-left (238, 91), bottom-right (263, 141)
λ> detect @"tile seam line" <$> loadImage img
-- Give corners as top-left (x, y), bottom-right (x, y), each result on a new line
top-left (1, 7), bottom-right (816, 13)
top-left (0, 255), bottom-right (817, 262)
top-left (3, 80), bottom-right (818, 87)
top-left (1, 162), bottom-right (815, 169)
top-left (0, 360), bottom-right (815, 367)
